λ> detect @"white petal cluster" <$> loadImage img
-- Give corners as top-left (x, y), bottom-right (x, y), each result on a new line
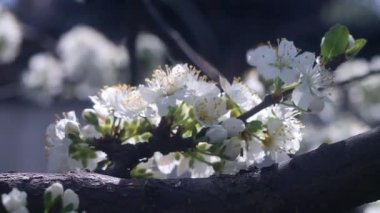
top-left (90, 85), bottom-right (149, 120)
top-left (292, 52), bottom-right (332, 112)
top-left (247, 39), bottom-right (333, 112)
top-left (1, 188), bottom-right (28, 213)
top-left (21, 25), bottom-right (129, 105)
top-left (57, 26), bottom-right (128, 99)
top-left (221, 78), bottom-right (261, 112)
top-left (22, 53), bottom-right (64, 105)
top-left (247, 39), bottom-right (300, 83)
top-left (258, 106), bottom-right (303, 162)
top-left (0, 5), bottom-right (22, 64)
top-left (45, 111), bottom-right (106, 172)
top-left (46, 60), bottom-right (311, 178)
top-left (193, 95), bottom-right (227, 126)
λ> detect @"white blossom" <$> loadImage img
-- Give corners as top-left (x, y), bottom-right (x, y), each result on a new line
top-left (292, 52), bottom-right (332, 112)
top-left (90, 85), bottom-right (149, 120)
top-left (247, 39), bottom-right (300, 83)
top-left (170, 153), bottom-right (218, 178)
top-left (259, 106), bottom-right (303, 162)
top-left (57, 25), bottom-right (128, 99)
top-left (220, 78), bottom-right (261, 112)
top-left (45, 111), bottom-right (103, 172)
top-left (243, 70), bottom-right (265, 96)
top-left (193, 95), bottom-right (227, 126)
top-left (0, 6), bottom-right (22, 63)
top-left (21, 53), bottom-right (64, 105)
top-left (154, 152), bottom-right (178, 175)
top-left (1, 188), bottom-right (28, 213)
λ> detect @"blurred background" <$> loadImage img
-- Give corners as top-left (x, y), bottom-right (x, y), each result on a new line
top-left (0, 0), bottom-right (379, 211)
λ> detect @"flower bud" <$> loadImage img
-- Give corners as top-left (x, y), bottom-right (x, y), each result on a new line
top-left (63, 189), bottom-right (79, 210)
top-left (206, 125), bottom-right (228, 144)
top-left (82, 109), bottom-right (98, 126)
top-left (222, 138), bottom-right (241, 160)
top-left (45, 182), bottom-right (64, 201)
top-left (222, 118), bottom-right (245, 137)
top-left (64, 120), bottom-right (80, 137)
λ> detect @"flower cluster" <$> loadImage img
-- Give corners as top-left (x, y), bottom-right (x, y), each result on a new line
top-left (46, 62), bottom-right (307, 179)
top-left (247, 39), bottom-right (332, 112)
top-left (22, 26), bottom-right (129, 105)
top-left (46, 25), bottom-right (364, 179)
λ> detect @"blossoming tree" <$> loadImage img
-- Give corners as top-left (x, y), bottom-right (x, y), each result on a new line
top-left (2, 20), bottom-right (380, 213)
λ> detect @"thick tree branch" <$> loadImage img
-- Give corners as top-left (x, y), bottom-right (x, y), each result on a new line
top-left (1, 127), bottom-right (380, 212)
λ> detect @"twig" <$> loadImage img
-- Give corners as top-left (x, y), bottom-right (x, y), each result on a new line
top-left (334, 69), bottom-right (380, 87)
top-left (238, 90), bottom-right (292, 121)
top-left (142, 0), bottom-right (224, 83)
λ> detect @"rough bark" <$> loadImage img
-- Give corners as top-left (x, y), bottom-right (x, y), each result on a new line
top-left (1, 127), bottom-right (380, 213)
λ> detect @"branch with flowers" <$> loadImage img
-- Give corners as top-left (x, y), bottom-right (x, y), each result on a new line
top-left (40, 24), bottom-right (367, 180)
top-left (1, 24), bottom-right (376, 212)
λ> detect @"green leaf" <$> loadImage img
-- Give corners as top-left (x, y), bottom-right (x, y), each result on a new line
top-left (321, 24), bottom-right (350, 62)
top-left (345, 38), bottom-right (367, 59)
top-left (246, 120), bottom-right (263, 133)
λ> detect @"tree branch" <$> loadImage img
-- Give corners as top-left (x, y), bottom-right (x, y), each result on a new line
top-left (1, 127), bottom-right (380, 212)
top-left (334, 69), bottom-right (380, 87)
top-left (142, 0), bottom-right (224, 83)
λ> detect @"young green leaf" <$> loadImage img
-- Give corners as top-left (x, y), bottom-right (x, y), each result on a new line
top-left (346, 38), bottom-right (367, 59)
top-left (321, 24), bottom-right (350, 62)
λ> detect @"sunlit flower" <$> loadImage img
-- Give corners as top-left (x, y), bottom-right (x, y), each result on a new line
top-left (45, 111), bottom-right (104, 172)
top-left (221, 78), bottom-right (261, 112)
top-left (247, 39), bottom-right (300, 83)
top-left (292, 52), bottom-right (332, 112)
top-left (258, 106), bottom-right (303, 163)
top-left (90, 85), bottom-right (149, 120)
top-left (193, 94), bottom-right (227, 126)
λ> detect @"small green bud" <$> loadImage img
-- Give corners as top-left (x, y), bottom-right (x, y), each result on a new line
top-left (82, 109), bottom-right (99, 126)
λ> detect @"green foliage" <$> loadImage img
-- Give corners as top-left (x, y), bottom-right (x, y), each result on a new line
top-left (321, 24), bottom-right (366, 65)
top-left (321, 24), bottom-right (350, 63)
top-left (346, 38), bottom-right (367, 59)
